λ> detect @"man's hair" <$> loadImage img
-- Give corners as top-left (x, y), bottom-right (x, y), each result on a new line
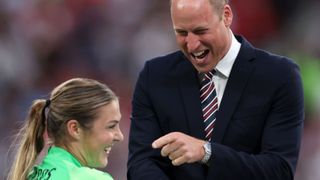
top-left (170, 0), bottom-right (229, 18)
top-left (209, 0), bottom-right (229, 17)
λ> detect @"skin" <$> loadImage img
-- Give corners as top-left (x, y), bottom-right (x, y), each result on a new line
top-left (152, 132), bottom-right (205, 166)
top-left (171, 0), bottom-right (233, 73)
top-left (65, 100), bottom-right (124, 168)
top-left (152, 0), bottom-right (233, 166)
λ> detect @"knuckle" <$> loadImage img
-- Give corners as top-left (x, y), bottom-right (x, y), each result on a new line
top-left (185, 152), bottom-right (192, 159)
top-left (161, 149), bottom-right (167, 156)
top-left (181, 146), bottom-right (188, 152)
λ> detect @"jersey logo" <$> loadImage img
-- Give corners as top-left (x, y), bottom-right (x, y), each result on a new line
top-left (28, 167), bottom-right (57, 180)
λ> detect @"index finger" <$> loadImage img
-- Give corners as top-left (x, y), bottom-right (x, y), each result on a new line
top-left (152, 132), bottom-right (177, 149)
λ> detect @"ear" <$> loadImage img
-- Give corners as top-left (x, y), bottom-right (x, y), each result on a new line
top-left (223, 4), bottom-right (233, 27)
top-left (66, 119), bottom-right (82, 140)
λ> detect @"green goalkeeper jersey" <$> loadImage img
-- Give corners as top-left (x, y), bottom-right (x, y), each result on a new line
top-left (28, 146), bottom-right (113, 180)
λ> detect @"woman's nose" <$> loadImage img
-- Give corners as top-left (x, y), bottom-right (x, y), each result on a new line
top-left (115, 127), bottom-right (124, 142)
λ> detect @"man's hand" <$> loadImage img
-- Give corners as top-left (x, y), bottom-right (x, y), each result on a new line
top-left (152, 132), bottom-right (206, 166)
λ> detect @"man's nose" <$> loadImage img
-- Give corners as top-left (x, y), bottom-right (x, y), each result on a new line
top-left (186, 33), bottom-right (200, 51)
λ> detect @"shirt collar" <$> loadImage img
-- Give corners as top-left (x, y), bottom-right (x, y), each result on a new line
top-left (48, 146), bottom-right (82, 167)
top-left (215, 30), bottom-right (241, 78)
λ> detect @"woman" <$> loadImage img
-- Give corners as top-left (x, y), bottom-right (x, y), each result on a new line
top-left (8, 78), bottom-right (124, 180)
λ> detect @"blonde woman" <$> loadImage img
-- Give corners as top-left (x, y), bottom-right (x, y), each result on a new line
top-left (8, 78), bottom-right (123, 180)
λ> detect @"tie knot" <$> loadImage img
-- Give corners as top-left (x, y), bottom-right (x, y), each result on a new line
top-left (205, 71), bottom-right (214, 80)
top-left (200, 70), bottom-right (215, 83)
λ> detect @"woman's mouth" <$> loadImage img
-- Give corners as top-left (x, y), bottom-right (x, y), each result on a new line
top-left (104, 147), bottom-right (111, 155)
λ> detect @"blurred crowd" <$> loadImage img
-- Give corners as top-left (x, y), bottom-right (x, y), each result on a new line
top-left (0, 0), bottom-right (319, 179)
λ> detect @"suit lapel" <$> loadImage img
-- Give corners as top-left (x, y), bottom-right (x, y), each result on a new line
top-left (213, 37), bottom-right (256, 143)
top-left (170, 37), bottom-right (256, 142)
top-left (173, 57), bottom-right (205, 140)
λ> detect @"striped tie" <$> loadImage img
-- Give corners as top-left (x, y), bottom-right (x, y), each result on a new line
top-left (200, 71), bottom-right (218, 141)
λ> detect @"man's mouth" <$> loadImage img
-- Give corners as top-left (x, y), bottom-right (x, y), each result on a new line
top-left (191, 50), bottom-right (209, 60)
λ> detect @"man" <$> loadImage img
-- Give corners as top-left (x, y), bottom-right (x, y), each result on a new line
top-left (127, 0), bottom-right (304, 179)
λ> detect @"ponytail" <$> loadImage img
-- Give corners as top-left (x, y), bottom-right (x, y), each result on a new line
top-left (8, 99), bottom-right (48, 180)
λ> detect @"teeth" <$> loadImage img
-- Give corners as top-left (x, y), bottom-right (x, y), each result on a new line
top-left (104, 147), bottom-right (111, 153)
top-left (193, 50), bottom-right (205, 57)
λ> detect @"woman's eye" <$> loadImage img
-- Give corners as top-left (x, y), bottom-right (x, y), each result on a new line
top-left (107, 124), bottom-right (116, 129)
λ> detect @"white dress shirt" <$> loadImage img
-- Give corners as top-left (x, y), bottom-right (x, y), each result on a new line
top-left (212, 31), bottom-right (241, 106)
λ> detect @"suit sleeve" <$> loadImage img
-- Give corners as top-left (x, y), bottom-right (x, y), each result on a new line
top-left (207, 61), bottom-right (304, 180)
top-left (127, 62), bottom-right (170, 180)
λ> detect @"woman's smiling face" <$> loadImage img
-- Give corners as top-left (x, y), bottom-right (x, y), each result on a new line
top-left (79, 100), bottom-right (123, 168)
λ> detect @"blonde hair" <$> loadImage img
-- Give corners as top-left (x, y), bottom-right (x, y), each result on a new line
top-left (8, 78), bottom-right (117, 180)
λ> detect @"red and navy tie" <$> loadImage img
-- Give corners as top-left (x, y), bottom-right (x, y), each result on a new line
top-left (200, 71), bottom-right (218, 141)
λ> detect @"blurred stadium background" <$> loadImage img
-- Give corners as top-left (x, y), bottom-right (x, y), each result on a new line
top-left (0, 0), bottom-right (319, 179)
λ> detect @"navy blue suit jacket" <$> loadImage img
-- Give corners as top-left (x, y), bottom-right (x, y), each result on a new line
top-left (127, 36), bottom-right (304, 180)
